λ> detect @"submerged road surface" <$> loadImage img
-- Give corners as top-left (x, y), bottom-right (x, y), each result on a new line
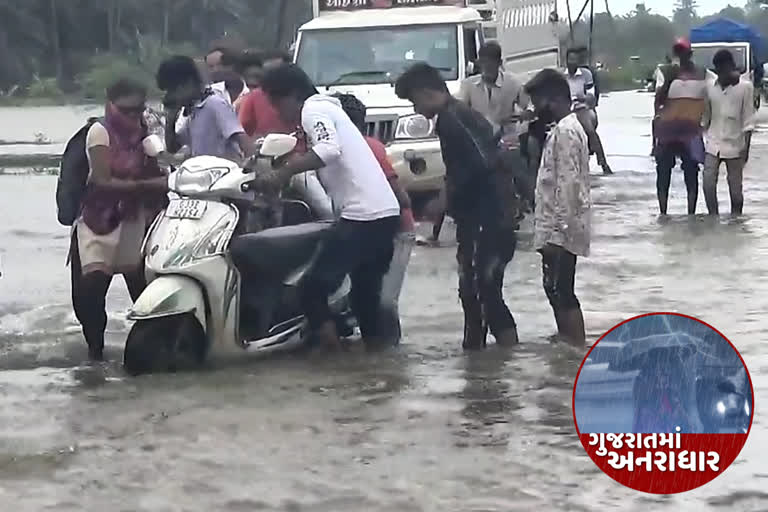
top-left (0, 92), bottom-right (766, 511)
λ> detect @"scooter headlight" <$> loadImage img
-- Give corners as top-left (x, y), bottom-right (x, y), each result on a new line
top-left (395, 114), bottom-right (435, 140)
top-left (191, 213), bottom-right (235, 259)
top-left (174, 166), bottom-right (230, 195)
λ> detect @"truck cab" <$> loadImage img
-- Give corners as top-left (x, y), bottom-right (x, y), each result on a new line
top-left (296, 0), bottom-right (485, 196)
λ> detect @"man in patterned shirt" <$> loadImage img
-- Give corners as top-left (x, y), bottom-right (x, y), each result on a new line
top-left (524, 69), bottom-right (591, 347)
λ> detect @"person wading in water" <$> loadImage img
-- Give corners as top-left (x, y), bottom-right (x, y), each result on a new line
top-left (258, 64), bottom-right (402, 351)
top-left (702, 49), bottom-right (756, 216)
top-left (654, 38), bottom-right (707, 216)
top-left (565, 46), bottom-right (613, 175)
top-left (70, 79), bottom-right (169, 361)
top-left (525, 69), bottom-right (591, 347)
top-left (395, 62), bottom-right (526, 349)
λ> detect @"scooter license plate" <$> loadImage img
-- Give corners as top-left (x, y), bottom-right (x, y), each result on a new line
top-left (166, 199), bottom-right (207, 219)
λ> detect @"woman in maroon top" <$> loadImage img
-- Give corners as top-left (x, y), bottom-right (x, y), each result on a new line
top-left (71, 79), bottom-right (168, 361)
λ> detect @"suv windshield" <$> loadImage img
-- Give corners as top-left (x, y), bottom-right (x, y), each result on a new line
top-left (296, 25), bottom-right (459, 86)
top-left (693, 45), bottom-right (748, 73)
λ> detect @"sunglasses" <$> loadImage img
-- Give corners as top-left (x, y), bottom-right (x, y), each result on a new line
top-left (116, 104), bottom-right (146, 115)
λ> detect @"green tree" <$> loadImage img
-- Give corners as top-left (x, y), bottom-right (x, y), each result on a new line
top-left (673, 0), bottom-right (698, 32)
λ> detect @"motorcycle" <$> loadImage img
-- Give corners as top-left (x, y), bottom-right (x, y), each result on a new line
top-left (695, 376), bottom-right (752, 434)
top-left (124, 133), bottom-right (356, 376)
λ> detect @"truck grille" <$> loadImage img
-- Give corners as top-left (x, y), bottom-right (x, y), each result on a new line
top-left (364, 117), bottom-right (396, 144)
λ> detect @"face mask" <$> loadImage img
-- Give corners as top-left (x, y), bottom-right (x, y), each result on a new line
top-left (671, 57), bottom-right (681, 66)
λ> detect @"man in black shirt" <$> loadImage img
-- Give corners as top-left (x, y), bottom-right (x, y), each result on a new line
top-left (395, 62), bottom-right (529, 349)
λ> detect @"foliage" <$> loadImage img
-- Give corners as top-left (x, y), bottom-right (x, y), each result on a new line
top-left (598, 68), bottom-right (641, 92)
top-left (26, 76), bottom-right (64, 99)
top-left (0, 0), bottom-right (312, 96)
top-left (76, 37), bottom-right (198, 99)
top-left (567, 1), bottom-right (768, 71)
top-left (3, 0), bottom-right (768, 100)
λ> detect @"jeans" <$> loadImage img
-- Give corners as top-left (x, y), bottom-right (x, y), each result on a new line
top-left (378, 231), bottom-right (416, 342)
top-left (655, 140), bottom-right (701, 214)
top-left (540, 245), bottom-right (579, 312)
top-left (300, 216), bottom-right (400, 342)
top-left (455, 218), bottom-right (517, 337)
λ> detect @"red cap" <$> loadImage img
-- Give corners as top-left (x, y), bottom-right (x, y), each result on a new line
top-left (673, 37), bottom-right (691, 51)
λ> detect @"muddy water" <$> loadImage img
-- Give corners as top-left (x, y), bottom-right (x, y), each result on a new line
top-left (0, 92), bottom-right (766, 511)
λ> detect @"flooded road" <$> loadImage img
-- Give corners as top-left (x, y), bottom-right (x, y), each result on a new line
top-left (1, 92), bottom-right (767, 511)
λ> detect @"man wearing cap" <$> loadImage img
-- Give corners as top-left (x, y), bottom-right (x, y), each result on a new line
top-left (654, 38), bottom-right (708, 215)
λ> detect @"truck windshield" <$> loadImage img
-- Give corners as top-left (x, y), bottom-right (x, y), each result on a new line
top-left (296, 25), bottom-right (459, 86)
top-left (693, 45), bottom-right (748, 73)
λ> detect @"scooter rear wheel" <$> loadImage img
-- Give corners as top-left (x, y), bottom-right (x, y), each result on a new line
top-left (124, 314), bottom-right (207, 376)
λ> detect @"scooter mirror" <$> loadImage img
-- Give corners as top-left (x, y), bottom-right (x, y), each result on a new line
top-left (260, 133), bottom-right (298, 158)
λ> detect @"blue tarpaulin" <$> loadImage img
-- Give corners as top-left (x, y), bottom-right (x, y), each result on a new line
top-left (690, 18), bottom-right (766, 65)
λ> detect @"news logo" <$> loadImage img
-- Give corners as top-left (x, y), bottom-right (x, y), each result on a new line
top-left (572, 313), bottom-right (754, 494)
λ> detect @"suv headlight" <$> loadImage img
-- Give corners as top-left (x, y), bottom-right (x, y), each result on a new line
top-left (395, 114), bottom-right (435, 140)
top-left (174, 166), bottom-right (229, 195)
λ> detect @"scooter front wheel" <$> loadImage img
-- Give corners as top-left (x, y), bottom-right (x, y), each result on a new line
top-left (124, 314), bottom-right (207, 376)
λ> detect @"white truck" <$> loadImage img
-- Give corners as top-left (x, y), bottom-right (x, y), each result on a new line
top-left (690, 18), bottom-right (765, 109)
top-left (295, 0), bottom-right (559, 201)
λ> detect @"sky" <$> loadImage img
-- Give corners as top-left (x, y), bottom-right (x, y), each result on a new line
top-left (555, 0), bottom-right (748, 19)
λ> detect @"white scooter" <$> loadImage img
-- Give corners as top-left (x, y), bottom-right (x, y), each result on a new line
top-left (124, 134), bottom-right (355, 375)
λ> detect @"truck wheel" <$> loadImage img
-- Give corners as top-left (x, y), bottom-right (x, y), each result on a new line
top-left (124, 314), bottom-right (207, 376)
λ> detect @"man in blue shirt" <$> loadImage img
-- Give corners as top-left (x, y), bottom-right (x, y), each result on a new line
top-left (157, 56), bottom-right (254, 161)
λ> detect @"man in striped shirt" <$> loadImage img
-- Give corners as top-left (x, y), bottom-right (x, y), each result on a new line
top-left (654, 38), bottom-right (708, 215)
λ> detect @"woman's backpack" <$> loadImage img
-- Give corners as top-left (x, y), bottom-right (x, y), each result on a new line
top-left (55, 117), bottom-right (102, 226)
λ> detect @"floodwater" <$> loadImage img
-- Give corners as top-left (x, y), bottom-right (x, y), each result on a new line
top-left (1, 92), bottom-right (766, 511)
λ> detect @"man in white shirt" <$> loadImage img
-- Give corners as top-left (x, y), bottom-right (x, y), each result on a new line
top-left (457, 42), bottom-right (529, 142)
top-left (257, 64), bottom-right (402, 351)
top-left (207, 49), bottom-right (249, 107)
top-left (565, 47), bottom-right (612, 174)
top-left (702, 49), bottom-right (756, 216)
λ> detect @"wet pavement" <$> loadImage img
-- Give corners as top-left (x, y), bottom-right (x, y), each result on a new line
top-left (0, 92), bottom-right (767, 511)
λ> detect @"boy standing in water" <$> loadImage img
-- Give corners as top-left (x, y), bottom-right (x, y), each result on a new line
top-left (524, 69), bottom-right (591, 347)
top-left (395, 62), bottom-right (524, 349)
top-left (702, 49), bottom-right (755, 216)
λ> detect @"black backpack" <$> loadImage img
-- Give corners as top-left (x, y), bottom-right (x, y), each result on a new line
top-left (55, 117), bottom-right (102, 226)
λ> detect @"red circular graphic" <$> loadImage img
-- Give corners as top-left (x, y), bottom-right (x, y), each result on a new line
top-left (572, 312), bottom-right (755, 494)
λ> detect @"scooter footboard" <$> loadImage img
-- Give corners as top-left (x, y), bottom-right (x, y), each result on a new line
top-left (128, 275), bottom-right (207, 331)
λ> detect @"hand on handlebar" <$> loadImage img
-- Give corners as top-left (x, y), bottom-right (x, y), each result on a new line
top-left (248, 168), bottom-right (286, 194)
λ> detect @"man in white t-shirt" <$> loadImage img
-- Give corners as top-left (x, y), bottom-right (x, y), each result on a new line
top-left (257, 64), bottom-right (402, 352)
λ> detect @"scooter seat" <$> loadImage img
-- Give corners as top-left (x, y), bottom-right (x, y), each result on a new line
top-left (230, 221), bottom-right (334, 279)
